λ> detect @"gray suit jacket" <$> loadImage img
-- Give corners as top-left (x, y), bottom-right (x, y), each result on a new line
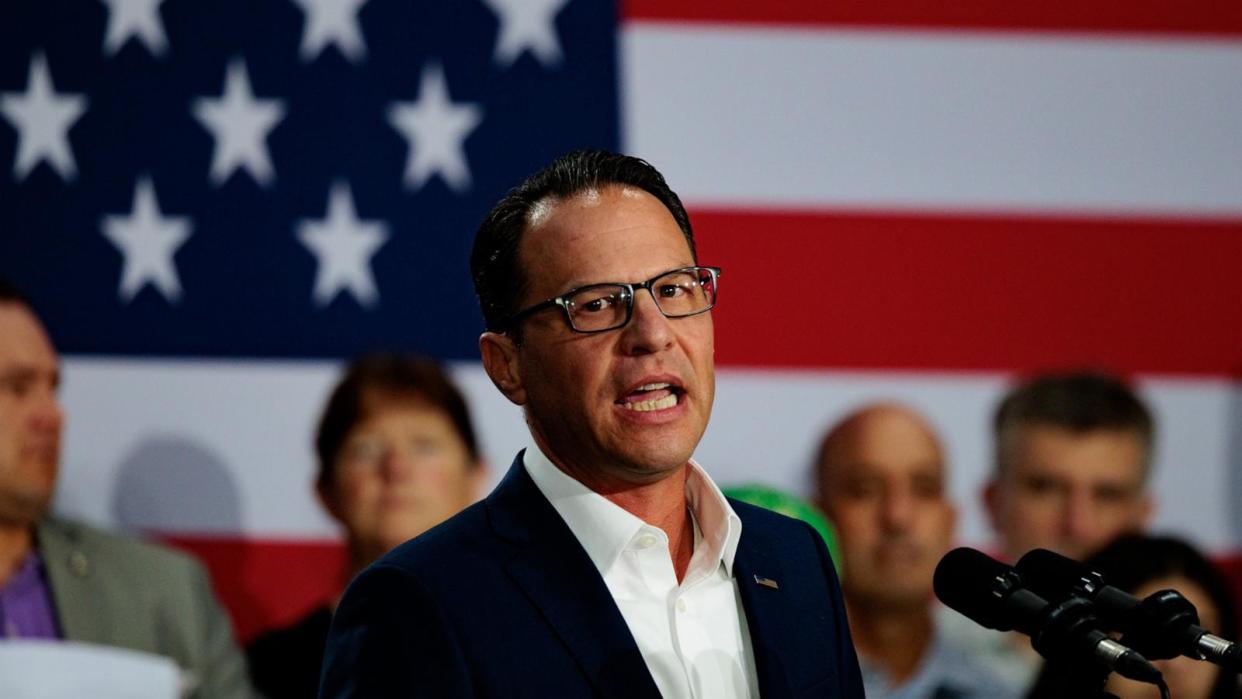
top-left (37, 517), bottom-right (254, 699)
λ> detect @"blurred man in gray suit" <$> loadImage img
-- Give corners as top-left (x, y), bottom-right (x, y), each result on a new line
top-left (0, 278), bottom-right (252, 698)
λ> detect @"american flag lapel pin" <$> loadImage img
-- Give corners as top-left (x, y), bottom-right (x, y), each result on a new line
top-left (753, 574), bottom-right (779, 590)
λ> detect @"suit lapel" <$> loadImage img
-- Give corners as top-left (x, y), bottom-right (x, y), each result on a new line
top-left (487, 455), bottom-right (662, 699)
top-left (36, 519), bottom-right (107, 643)
top-left (732, 529), bottom-right (798, 698)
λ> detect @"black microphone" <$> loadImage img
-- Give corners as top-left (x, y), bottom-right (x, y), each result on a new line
top-left (1017, 547), bottom-right (1242, 671)
top-left (934, 547), bottom-right (1163, 685)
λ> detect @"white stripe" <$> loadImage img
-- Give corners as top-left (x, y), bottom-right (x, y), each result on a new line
top-left (56, 358), bottom-right (1240, 552)
top-left (704, 369), bottom-right (1240, 553)
top-left (621, 24), bottom-right (1242, 216)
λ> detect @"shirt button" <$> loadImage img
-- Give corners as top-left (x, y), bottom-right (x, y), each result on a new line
top-left (637, 534), bottom-right (658, 549)
top-left (676, 598), bottom-right (687, 613)
top-left (69, 551), bottom-right (90, 578)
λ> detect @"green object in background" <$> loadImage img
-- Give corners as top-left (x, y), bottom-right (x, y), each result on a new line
top-left (722, 484), bottom-right (840, 566)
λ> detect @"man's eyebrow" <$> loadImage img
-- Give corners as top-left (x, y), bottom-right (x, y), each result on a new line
top-left (557, 265), bottom-right (698, 293)
top-left (558, 279), bottom-right (602, 292)
top-left (0, 364), bottom-right (58, 383)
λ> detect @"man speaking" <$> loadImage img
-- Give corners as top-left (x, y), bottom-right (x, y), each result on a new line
top-left (319, 150), bottom-right (864, 698)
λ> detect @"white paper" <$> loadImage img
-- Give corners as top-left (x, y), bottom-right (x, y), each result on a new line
top-left (0, 640), bottom-right (183, 699)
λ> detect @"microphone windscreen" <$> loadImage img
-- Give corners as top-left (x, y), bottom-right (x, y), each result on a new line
top-left (933, 547), bottom-right (1015, 629)
top-left (1016, 548), bottom-right (1094, 601)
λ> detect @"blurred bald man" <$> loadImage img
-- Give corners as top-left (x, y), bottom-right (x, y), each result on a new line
top-left (815, 404), bottom-right (1019, 699)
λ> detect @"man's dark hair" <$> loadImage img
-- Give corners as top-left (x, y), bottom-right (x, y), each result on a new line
top-left (315, 354), bottom-right (480, 490)
top-left (470, 149), bottom-right (696, 333)
top-left (0, 276), bottom-right (33, 308)
top-left (993, 370), bottom-right (1155, 479)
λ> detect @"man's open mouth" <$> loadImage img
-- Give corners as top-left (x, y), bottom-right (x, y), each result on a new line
top-left (617, 382), bottom-right (683, 412)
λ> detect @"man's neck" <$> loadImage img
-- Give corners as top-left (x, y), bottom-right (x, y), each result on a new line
top-left (533, 436), bottom-right (695, 582)
top-left (847, 598), bottom-right (935, 686)
top-left (0, 522), bottom-right (35, 587)
top-left (601, 476), bottom-right (694, 582)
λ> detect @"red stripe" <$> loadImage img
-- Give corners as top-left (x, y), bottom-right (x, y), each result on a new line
top-left (162, 536), bottom-right (345, 643)
top-left (694, 209), bottom-right (1242, 377)
top-left (621, 0), bottom-right (1242, 38)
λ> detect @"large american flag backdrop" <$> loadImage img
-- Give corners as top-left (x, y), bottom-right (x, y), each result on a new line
top-left (2, 0), bottom-right (1240, 641)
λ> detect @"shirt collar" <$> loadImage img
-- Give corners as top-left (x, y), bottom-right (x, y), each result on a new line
top-left (523, 438), bottom-right (742, 577)
top-left (0, 550), bottom-right (46, 597)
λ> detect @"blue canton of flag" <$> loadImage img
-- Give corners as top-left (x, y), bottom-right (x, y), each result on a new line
top-left (0, 0), bottom-right (618, 360)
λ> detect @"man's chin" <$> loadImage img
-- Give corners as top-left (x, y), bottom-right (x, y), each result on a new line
top-left (0, 491), bottom-right (53, 526)
top-left (616, 411), bottom-right (706, 460)
top-left (615, 461), bottom-right (686, 487)
top-left (614, 438), bottom-right (697, 480)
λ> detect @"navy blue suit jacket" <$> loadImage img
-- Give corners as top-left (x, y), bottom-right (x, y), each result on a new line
top-left (320, 453), bottom-right (864, 698)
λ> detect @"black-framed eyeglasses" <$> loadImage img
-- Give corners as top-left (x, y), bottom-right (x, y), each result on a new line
top-left (500, 266), bottom-right (722, 334)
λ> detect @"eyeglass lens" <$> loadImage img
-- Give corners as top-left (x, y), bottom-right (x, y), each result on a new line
top-left (564, 268), bottom-right (716, 332)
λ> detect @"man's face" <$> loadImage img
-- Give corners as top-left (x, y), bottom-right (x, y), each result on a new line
top-left (985, 424), bottom-right (1152, 562)
top-left (487, 185), bottom-right (714, 486)
top-left (818, 407), bottom-right (955, 611)
top-left (320, 393), bottom-right (482, 560)
top-left (0, 303), bottom-right (63, 525)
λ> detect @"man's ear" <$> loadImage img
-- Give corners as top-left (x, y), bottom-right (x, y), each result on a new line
top-left (316, 481), bottom-right (342, 523)
top-left (480, 331), bottom-right (527, 405)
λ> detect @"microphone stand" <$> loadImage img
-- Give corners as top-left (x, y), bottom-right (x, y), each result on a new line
top-left (1026, 599), bottom-right (1145, 699)
top-left (1029, 659), bottom-right (1118, 699)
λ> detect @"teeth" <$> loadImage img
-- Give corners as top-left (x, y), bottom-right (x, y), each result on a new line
top-left (636, 382), bottom-right (670, 391)
top-left (623, 393), bottom-right (678, 412)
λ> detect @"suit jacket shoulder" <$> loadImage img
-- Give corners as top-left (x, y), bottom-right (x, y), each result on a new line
top-left (38, 517), bottom-right (254, 699)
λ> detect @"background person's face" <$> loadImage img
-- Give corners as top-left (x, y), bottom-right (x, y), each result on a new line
top-left (503, 186), bottom-right (714, 486)
top-left (1105, 576), bottom-right (1222, 699)
top-left (321, 395), bottom-right (481, 560)
top-left (0, 304), bottom-right (63, 525)
top-left (986, 425), bottom-right (1151, 561)
top-left (820, 408), bottom-right (955, 610)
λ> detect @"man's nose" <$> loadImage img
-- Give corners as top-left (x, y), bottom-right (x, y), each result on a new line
top-left (619, 289), bottom-right (674, 355)
top-left (881, 489), bottom-right (914, 532)
top-left (381, 448), bottom-right (417, 482)
top-left (1061, 488), bottom-right (1098, 552)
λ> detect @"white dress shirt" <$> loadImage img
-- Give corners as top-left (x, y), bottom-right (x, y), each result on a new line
top-left (524, 441), bottom-right (759, 699)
